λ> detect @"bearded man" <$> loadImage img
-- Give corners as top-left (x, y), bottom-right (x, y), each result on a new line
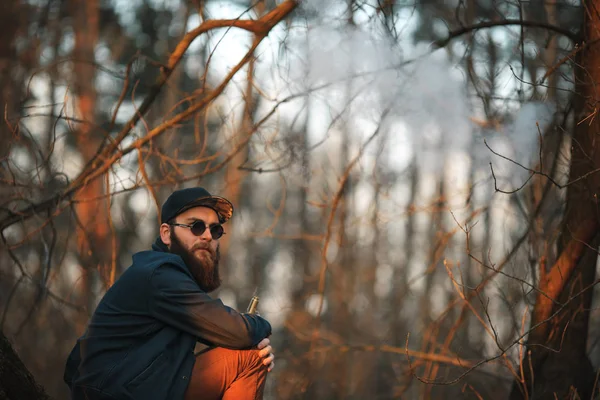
top-left (64, 187), bottom-right (274, 400)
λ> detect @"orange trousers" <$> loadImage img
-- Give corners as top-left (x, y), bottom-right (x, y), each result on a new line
top-left (184, 347), bottom-right (268, 400)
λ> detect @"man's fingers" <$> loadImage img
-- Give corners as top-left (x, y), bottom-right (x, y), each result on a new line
top-left (258, 345), bottom-right (272, 357)
top-left (257, 338), bottom-right (275, 371)
top-left (262, 354), bottom-right (274, 366)
top-left (256, 338), bottom-right (270, 350)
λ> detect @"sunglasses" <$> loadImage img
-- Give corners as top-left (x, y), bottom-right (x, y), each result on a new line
top-left (169, 220), bottom-right (225, 239)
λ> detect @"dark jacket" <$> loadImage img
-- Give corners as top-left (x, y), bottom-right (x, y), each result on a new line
top-left (64, 239), bottom-right (272, 400)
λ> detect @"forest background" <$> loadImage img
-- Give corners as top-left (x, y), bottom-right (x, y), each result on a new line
top-left (1, 0), bottom-right (600, 399)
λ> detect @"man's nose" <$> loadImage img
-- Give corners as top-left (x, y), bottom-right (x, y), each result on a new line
top-left (199, 227), bottom-right (213, 241)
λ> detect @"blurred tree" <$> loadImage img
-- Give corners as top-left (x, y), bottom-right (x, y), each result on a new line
top-left (69, 0), bottom-right (111, 324)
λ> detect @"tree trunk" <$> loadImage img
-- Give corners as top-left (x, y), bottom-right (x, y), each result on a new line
top-left (217, 4), bottom-right (267, 314)
top-left (0, 0), bottom-right (20, 165)
top-left (277, 27), bottom-right (315, 397)
top-left (0, 1), bottom-right (52, 399)
top-left (0, 331), bottom-right (51, 400)
top-left (70, 0), bottom-right (109, 319)
top-left (510, 3), bottom-right (600, 398)
top-left (326, 101), bottom-right (353, 400)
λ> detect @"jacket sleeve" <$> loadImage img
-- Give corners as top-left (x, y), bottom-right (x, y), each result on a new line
top-left (148, 262), bottom-right (271, 349)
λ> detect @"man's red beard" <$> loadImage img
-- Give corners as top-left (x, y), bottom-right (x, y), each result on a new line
top-left (169, 231), bottom-right (221, 292)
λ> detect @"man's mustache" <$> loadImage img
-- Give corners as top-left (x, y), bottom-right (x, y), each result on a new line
top-left (191, 242), bottom-right (216, 257)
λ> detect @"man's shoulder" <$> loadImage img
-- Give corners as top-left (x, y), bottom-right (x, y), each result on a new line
top-left (133, 250), bottom-right (182, 267)
top-left (120, 250), bottom-right (184, 279)
top-left (129, 250), bottom-right (191, 281)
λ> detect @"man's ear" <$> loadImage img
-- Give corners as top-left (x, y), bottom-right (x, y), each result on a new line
top-left (160, 223), bottom-right (172, 246)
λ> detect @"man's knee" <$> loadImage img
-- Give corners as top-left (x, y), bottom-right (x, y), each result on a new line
top-left (237, 348), bottom-right (266, 372)
top-left (198, 347), bottom-right (265, 373)
top-left (195, 349), bottom-right (267, 400)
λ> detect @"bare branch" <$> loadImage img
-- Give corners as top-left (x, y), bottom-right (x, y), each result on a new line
top-left (435, 19), bottom-right (580, 48)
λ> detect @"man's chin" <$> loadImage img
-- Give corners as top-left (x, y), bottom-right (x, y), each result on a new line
top-left (194, 248), bottom-right (212, 255)
top-left (194, 251), bottom-right (214, 264)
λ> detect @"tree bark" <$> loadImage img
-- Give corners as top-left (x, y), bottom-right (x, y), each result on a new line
top-left (0, 331), bottom-right (51, 400)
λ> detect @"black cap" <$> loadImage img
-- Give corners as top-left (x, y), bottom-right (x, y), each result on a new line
top-left (160, 187), bottom-right (234, 224)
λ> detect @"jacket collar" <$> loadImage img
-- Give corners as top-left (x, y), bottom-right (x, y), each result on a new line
top-left (152, 236), bottom-right (169, 253)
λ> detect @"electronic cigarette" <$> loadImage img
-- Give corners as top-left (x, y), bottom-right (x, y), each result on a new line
top-left (246, 295), bottom-right (259, 314)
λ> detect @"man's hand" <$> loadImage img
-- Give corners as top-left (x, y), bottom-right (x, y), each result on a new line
top-left (256, 338), bottom-right (275, 371)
